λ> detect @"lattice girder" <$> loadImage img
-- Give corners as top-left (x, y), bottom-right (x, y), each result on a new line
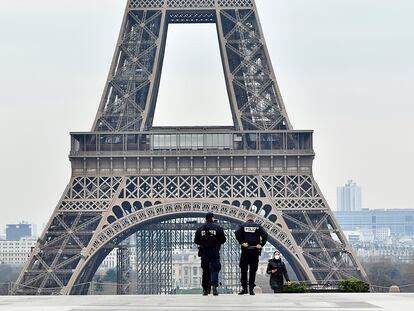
top-left (129, 0), bottom-right (254, 10)
top-left (93, 0), bottom-right (291, 131)
top-left (14, 171), bottom-right (365, 294)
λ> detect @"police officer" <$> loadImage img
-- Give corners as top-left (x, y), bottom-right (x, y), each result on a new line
top-left (234, 214), bottom-right (268, 295)
top-left (194, 212), bottom-right (226, 296)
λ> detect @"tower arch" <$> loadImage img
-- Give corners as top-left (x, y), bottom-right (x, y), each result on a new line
top-left (67, 201), bottom-right (310, 294)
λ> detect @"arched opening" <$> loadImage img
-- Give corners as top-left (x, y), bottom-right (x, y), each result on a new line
top-left (153, 24), bottom-right (233, 127)
top-left (68, 203), bottom-right (310, 295)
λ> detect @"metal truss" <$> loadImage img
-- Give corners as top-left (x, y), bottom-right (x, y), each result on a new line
top-left (117, 241), bottom-right (131, 295)
top-left (13, 0), bottom-right (367, 295)
top-left (134, 218), bottom-right (239, 294)
top-left (14, 171), bottom-right (366, 295)
top-left (128, 0), bottom-right (254, 9)
top-left (93, 0), bottom-right (291, 131)
top-left (57, 175), bottom-right (325, 213)
top-left (135, 222), bottom-right (173, 294)
top-left (218, 220), bottom-right (241, 292)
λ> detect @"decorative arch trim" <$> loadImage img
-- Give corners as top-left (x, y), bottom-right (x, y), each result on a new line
top-left (66, 201), bottom-right (312, 294)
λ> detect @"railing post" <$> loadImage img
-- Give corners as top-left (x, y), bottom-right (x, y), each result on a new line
top-left (8, 282), bottom-right (12, 296)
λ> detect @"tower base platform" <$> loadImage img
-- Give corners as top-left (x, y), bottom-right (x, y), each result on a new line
top-left (0, 293), bottom-right (412, 311)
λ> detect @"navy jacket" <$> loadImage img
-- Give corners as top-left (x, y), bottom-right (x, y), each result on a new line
top-left (234, 220), bottom-right (268, 247)
top-left (194, 221), bottom-right (226, 257)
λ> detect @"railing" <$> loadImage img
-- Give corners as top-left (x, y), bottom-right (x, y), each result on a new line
top-left (70, 130), bottom-right (313, 156)
top-left (128, 0), bottom-right (254, 10)
top-left (0, 282), bottom-right (13, 295)
top-left (6, 281), bottom-right (414, 296)
top-left (10, 280), bottom-right (412, 295)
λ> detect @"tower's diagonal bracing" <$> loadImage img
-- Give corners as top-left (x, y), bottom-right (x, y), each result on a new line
top-left (14, 0), bottom-right (367, 295)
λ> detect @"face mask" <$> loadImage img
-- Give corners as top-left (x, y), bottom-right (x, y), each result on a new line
top-left (274, 255), bottom-right (280, 260)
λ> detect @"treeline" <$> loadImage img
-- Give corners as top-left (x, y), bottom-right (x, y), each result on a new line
top-left (0, 265), bottom-right (22, 295)
top-left (363, 261), bottom-right (414, 292)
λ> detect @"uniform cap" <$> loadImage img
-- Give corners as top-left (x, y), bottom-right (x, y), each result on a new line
top-left (205, 212), bottom-right (215, 219)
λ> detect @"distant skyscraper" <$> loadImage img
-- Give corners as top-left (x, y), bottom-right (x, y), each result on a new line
top-left (31, 223), bottom-right (38, 238)
top-left (6, 223), bottom-right (32, 241)
top-left (337, 180), bottom-right (362, 212)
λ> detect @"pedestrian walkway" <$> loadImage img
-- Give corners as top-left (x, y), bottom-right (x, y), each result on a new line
top-left (0, 293), bottom-right (413, 311)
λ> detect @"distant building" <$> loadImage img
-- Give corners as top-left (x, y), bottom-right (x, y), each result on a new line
top-left (344, 231), bottom-right (362, 244)
top-left (6, 223), bottom-right (32, 241)
top-left (376, 227), bottom-right (391, 242)
top-left (31, 223), bottom-right (38, 238)
top-left (100, 249), bottom-right (117, 269)
top-left (99, 247), bottom-right (137, 271)
top-left (354, 243), bottom-right (414, 263)
top-left (335, 209), bottom-right (414, 239)
top-left (170, 250), bottom-right (274, 289)
top-left (336, 180), bottom-right (362, 212)
top-left (0, 237), bottom-right (37, 265)
top-left (172, 251), bottom-right (201, 289)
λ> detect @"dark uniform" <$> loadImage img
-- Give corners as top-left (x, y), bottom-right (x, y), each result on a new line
top-left (267, 257), bottom-right (290, 293)
top-left (194, 213), bottom-right (226, 295)
top-left (234, 219), bottom-right (268, 293)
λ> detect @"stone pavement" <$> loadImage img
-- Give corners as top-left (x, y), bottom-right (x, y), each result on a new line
top-left (0, 293), bottom-right (413, 311)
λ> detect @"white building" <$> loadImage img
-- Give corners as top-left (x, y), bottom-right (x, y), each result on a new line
top-left (172, 250), bottom-right (201, 288)
top-left (344, 228), bottom-right (374, 243)
top-left (100, 249), bottom-right (118, 269)
top-left (344, 231), bottom-right (362, 244)
top-left (0, 237), bottom-right (37, 265)
top-left (336, 180), bottom-right (362, 212)
top-left (99, 248), bottom-right (138, 271)
top-left (375, 227), bottom-right (391, 242)
top-left (170, 249), bottom-right (279, 289)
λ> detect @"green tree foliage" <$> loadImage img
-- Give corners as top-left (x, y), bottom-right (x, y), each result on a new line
top-left (283, 282), bottom-right (306, 293)
top-left (337, 280), bottom-right (369, 292)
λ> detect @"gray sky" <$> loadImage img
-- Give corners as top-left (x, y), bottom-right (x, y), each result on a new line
top-left (0, 0), bottom-right (413, 231)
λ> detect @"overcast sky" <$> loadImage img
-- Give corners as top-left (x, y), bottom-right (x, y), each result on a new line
top-left (0, 0), bottom-right (413, 231)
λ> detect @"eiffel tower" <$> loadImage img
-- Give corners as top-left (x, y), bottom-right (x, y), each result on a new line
top-left (14, 0), bottom-right (367, 295)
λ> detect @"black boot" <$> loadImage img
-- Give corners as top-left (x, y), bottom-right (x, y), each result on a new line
top-left (249, 287), bottom-right (255, 295)
top-left (238, 287), bottom-right (248, 295)
top-left (203, 285), bottom-right (211, 296)
top-left (212, 286), bottom-right (219, 296)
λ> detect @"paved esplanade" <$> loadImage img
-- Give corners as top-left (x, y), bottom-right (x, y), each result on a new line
top-left (0, 294), bottom-right (412, 311)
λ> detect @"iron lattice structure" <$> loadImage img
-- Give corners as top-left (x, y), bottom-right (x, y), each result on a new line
top-left (14, 0), bottom-right (367, 295)
top-left (135, 221), bottom-right (173, 294)
top-left (116, 241), bottom-right (131, 295)
top-left (134, 218), bottom-right (240, 295)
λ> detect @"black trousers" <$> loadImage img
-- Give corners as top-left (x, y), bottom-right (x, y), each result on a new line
top-left (270, 275), bottom-right (284, 293)
top-left (239, 249), bottom-right (259, 289)
top-left (200, 250), bottom-right (222, 290)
